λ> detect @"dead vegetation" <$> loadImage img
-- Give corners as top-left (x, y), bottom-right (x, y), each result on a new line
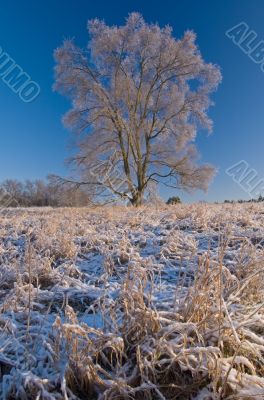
top-left (1, 204), bottom-right (264, 399)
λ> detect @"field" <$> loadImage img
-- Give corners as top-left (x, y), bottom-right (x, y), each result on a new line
top-left (1, 204), bottom-right (264, 399)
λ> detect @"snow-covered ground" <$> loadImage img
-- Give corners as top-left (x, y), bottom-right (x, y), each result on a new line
top-left (1, 204), bottom-right (264, 399)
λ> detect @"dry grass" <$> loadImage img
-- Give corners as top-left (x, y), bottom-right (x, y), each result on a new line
top-left (1, 204), bottom-right (264, 399)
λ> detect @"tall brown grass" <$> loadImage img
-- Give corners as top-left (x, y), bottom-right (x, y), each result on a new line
top-left (1, 204), bottom-right (264, 399)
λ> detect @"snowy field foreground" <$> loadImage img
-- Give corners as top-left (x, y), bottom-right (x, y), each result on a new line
top-left (1, 204), bottom-right (264, 399)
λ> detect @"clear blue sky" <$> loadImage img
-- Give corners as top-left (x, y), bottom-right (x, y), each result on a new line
top-left (1, 0), bottom-right (264, 202)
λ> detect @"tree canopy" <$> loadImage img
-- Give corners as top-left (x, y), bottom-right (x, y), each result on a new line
top-left (54, 13), bottom-right (221, 206)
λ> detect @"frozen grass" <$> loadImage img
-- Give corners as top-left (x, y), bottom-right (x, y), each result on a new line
top-left (1, 204), bottom-right (264, 399)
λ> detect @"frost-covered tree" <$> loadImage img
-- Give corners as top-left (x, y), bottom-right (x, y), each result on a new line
top-left (54, 13), bottom-right (221, 206)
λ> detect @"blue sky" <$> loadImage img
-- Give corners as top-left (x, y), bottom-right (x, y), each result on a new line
top-left (1, 0), bottom-right (264, 202)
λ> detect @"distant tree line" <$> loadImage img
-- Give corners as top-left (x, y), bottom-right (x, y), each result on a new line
top-left (0, 177), bottom-right (90, 207)
top-left (223, 196), bottom-right (264, 204)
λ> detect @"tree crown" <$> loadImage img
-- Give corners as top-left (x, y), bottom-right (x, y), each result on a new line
top-left (54, 13), bottom-right (221, 206)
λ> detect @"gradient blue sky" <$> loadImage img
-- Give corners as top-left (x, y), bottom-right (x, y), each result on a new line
top-left (1, 0), bottom-right (264, 202)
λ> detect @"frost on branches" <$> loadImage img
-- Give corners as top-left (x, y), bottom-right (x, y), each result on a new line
top-left (54, 13), bottom-right (221, 206)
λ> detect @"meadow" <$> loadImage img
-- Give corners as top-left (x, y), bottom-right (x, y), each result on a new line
top-left (0, 203), bottom-right (264, 399)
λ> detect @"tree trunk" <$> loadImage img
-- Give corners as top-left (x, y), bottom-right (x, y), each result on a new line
top-left (130, 191), bottom-right (143, 207)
